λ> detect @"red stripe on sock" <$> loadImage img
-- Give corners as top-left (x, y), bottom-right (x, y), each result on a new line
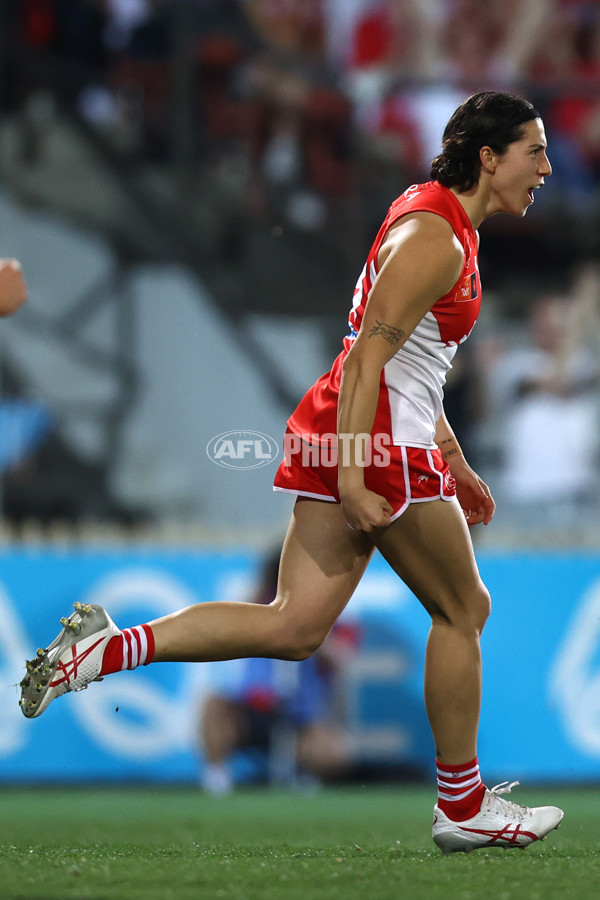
top-left (99, 623), bottom-right (155, 676)
top-left (100, 634), bottom-right (125, 676)
top-left (436, 757), bottom-right (485, 822)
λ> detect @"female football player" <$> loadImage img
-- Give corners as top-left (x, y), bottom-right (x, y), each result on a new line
top-left (21, 91), bottom-right (563, 853)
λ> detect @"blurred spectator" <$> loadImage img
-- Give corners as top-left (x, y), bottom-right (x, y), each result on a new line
top-left (444, 0), bottom-right (551, 86)
top-left (234, 0), bottom-right (354, 228)
top-left (323, 1), bottom-right (446, 177)
top-left (7, 0), bottom-right (599, 197)
top-left (489, 264), bottom-right (600, 527)
top-left (198, 549), bottom-right (359, 794)
top-left (19, 0), bottom-right (108, 66)
top-left (103, 0), bottom-right (157, 54)
top-left (0, 398), bottom-right (54, 476)
top-left (323, 0), bottom-right (552, 177)
top-left (534, 1), bottom-right (600, 210)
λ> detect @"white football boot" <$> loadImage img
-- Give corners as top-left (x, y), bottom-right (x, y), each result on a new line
top-left (432, 782), bottom-right (564, 854)
top-left (19, 602), bottom-right (121, 718)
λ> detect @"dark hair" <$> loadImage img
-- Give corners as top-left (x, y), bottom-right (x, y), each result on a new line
top-left (430, 91), bottom-right (540, 192)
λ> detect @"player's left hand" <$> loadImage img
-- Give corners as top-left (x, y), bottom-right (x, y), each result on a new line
top-left (450, 458), bottom-right (495, 526)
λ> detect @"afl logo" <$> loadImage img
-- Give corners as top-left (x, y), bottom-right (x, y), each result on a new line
top-left (206, 430), bottom-right (279, 470)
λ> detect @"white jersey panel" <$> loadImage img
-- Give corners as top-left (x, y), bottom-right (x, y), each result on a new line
top-left (383, 310), bottom-right (458, 447)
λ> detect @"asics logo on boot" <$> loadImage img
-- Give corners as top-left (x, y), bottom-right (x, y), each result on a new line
top-left (459, 822), bottom-right (538, 844)
top-left (50, 638), bottom-right (104, 688)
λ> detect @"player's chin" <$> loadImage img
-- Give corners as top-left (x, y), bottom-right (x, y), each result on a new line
top-left (503, 202), bottom-right (531, 218)
top-left (509, 191), bottom-right (535, 217)
top-left (522, 190), bottom-right (537, 215)
top-left (514, 200), bottom-right (533, 217)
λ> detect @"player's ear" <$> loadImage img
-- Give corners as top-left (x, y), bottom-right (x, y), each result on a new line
top-left (479, 146), bottom-right (497, 175)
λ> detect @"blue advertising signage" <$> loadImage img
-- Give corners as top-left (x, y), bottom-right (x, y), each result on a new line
top-left (0, 547), bottom-right (599, 784)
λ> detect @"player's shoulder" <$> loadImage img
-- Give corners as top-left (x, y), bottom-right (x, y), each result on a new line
top-left (394, 179), bottom-right (455, 210)
top-left (379, 182), bottom-right (466, 274)
top-left (383, 208), bottom-right (461, 259)
top-left (391, 181), bottom-right (473, 233)
top-left (378, 212), bottom-right (464, 292)
top-left (388, 181), bottom-right (462, 234)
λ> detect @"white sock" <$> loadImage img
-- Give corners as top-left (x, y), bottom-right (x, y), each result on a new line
top-left (202, 763), bottom-right (233, 796)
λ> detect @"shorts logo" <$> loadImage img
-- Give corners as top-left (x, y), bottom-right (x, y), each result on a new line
top-left (418, 475), bottom-right (429, 484)
top-left (444, 472), bottom-right (456, 491)
top-left (206, 430), bottom-right (279, 470)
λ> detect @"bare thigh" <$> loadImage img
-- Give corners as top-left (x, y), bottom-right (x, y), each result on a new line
top-left (370, 498), bottom-right (490, 627)
top-left (272, 498), bottom-right (374, 654)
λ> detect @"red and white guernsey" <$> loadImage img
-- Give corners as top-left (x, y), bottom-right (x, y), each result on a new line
top-left (287, 181), bottom-right (481, 449)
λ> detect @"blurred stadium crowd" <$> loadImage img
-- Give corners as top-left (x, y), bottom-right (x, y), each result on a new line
top-left (1, 0), bottom-right (600, 540)
top-left (7, 1), bottom-right (600, 209)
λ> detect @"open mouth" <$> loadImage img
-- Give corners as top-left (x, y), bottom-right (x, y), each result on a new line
top-left (528, 182), bottom-right (544, 202)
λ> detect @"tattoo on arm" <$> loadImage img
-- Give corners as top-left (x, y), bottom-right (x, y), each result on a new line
top-left (368, 320), bottom-right (405, 346)
top-left (438, 437), bottom-right (459, 460)
top-left (442, 447), bottom-right (459, 460)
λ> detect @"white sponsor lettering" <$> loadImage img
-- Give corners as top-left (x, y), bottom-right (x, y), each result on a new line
top-left (0, 585), bottom-right (29, 756)
top-left (550, 576), bottom-right (600, 755)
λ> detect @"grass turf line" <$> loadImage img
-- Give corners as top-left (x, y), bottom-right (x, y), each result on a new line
top-left (0, 786), bottom-right (598, 900)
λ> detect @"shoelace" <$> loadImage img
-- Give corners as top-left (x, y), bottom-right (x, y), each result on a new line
top-left (490, 781), bottom-right (520, 795)
top-left (488, 781), bottom-right (530, 817)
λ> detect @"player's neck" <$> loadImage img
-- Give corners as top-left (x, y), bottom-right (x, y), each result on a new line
top-left (448, 186), bottom-right (488, 230)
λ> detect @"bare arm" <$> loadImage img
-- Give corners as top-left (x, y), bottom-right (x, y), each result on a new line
top-left (0, 259), bottom-right (27, 316)
top-left (435, 409), bottom-right (495, 527)
top-left (337, 212), bottom-right (464, 531)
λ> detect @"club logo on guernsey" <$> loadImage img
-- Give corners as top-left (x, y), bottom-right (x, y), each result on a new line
top-left (207, 430), bottom-right (280, 470)
top-left (457, 272), bottom-right (478, 303)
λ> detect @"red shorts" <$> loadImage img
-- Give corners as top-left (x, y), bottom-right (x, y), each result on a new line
top-left (273, 428), bottom-right (456, 522)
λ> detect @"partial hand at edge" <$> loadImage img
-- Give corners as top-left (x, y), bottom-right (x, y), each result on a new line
top-left (0, 259), bottom-right (27, 316)
top-left (450, 458), bottom-right (496, 526)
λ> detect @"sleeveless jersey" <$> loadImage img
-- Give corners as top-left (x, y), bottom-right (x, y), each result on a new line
top-left (288, 181), bottom-right (481, 449)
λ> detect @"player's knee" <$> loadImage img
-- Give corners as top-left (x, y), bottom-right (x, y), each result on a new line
top-left (463, 581), bottom-right (491, 633)
top-left (445, 581), bottom-right (490, 633)
top-left (278, 627), bottom-right (326, 661)
top-left (266, 601), bottom-right (327, 660)
top-left (433, 581), bottom-right (491, 634)
top-left (470, 582), bottom-right (491, 633)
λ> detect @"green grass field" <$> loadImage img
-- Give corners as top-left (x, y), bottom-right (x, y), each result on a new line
top-left (0, 785), bottom-right (598, 900)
